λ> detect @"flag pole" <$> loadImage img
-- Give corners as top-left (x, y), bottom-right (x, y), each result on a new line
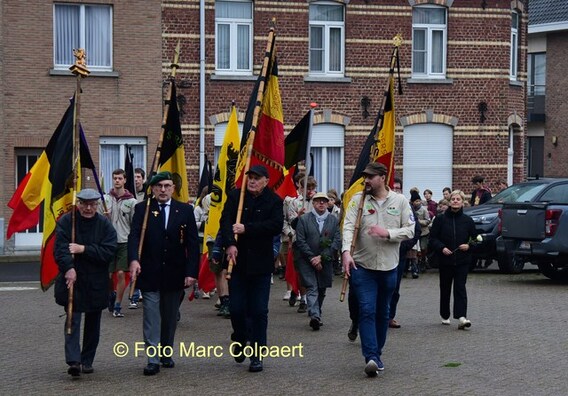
top-left (129, 41), bottom-right (181, 299)
top-left (66, 49), bottom-right (90, 333)
top-left (226, 20), bottom-right (277, 280)
top-left (339, 35), bottom-right (402, 302)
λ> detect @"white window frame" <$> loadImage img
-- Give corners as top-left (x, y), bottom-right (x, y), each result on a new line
top-left (214, 121), bottom-right (244, 166)
top-left (215, 1), bottom-right (253, 75)
top-left (99, 137), bottom-right (147, 193)
top-left (411, 5), bottom-right (447, 79)
top-left (309, 2), bottom-right (345, 76)
top-left (53, 3), bottom-right (113, 72)
top-left (310, 123), bottom-right (344, 193)
top-left (13, 150), bottom-right (44, 249)
top-left (510, 11), bottom-right (519, 81)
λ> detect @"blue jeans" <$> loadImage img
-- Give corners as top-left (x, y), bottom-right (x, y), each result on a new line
top-left (351, 266), bottom-right (397, 363)
top-left (229, 272), bottom-right (271, 359)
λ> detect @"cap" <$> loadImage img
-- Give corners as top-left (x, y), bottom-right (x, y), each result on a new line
top-left (149, 171), bottom-right (173, 186)
top-left (76, 188), bottom-right (100, 201)
top-left (312, 192), bottom-right (329, 201)
top-left (246, 165), bottom-right (269, 178)
top-left (362, 162), bottom-right (387, 176)
top-left (410, 190), bottom-right (422, 202)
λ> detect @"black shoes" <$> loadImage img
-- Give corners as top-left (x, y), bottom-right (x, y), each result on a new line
top-left (297, 302), bottom-right (307, 313)
top-left (309, 318), bottom-right (321, 331)
top-left (143, 363), bottom-right (160, 376)
top-left (249, 360), bottom-right (263, 372)
top-left (348, 321), bottom-right (358, 341)
top-left (232, 342), bottom-right (246, 363)
top-left (67, 362), bottom-right (81, 377)
top-left (161, 359), bottom-right (175, 368)
top-left (81, 364), bottom-right (94, 374)
top-left (288, 292), bottom-right (297, 307)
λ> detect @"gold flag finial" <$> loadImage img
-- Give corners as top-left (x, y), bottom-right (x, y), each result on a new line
top-left (393, 34), bottom-right (403, 48)
top-left (69, 48), bottom-right (90, 77)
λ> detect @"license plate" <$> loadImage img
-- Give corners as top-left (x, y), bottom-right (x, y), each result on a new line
top-left (520, 241), bottom-right (531, 249)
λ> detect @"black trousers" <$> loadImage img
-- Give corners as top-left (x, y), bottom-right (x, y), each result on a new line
top-left (439, 264), bottom-right (469, 320)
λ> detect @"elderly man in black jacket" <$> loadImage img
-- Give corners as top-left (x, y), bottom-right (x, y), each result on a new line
top-left (221, 165), bottom-right (283, 373)
top-left (54, 188), bottom-right (117, 377)
top-left (128, 171), bottom-right (199, 376)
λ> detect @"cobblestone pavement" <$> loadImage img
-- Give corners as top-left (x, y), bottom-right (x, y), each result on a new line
top-left (1, 267), bottom-right (567, 395)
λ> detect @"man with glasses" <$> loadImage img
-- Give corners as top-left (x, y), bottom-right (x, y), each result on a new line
top-left (54, 188), bottom-right (117, 377)
top-left (128, 171), bottom-right (199, 376)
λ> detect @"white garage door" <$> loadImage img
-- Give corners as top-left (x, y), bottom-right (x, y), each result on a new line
top-left (402, 123), bottom-right (453, 202)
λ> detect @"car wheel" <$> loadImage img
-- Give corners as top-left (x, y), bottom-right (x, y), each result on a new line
top-left (497, 253), bottom-right (525, 274)
top-left (537, 261), bottom-right (568, 281)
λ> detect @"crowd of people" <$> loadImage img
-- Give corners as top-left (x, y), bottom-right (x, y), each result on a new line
top-left (54, 166), bottom-right (506, 378)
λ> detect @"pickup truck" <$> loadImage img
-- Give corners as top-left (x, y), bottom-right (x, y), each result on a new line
top-left (465, 178), bottom-right (568, 273)
top-left (496, 185), bottom-right (568, 280)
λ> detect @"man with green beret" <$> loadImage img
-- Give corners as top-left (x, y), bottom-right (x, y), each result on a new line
top-left (128, 171), bottom-right (200, 376)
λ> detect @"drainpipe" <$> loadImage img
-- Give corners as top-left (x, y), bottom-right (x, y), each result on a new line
top-left (199, 0), bottom-right (206, 190)
top-left (507, 124), bottom-right (514, 185)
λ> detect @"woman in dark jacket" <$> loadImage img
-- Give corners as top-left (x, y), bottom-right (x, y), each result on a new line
top-left (429, 190), bottom-right (477, 330)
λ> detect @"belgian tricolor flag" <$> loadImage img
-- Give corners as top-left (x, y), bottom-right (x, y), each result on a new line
top-left (7, 98), bottom-right (96, 290)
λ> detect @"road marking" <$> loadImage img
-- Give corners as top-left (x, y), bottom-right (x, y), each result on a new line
top-left (0, 286), bottom-right (38, 291)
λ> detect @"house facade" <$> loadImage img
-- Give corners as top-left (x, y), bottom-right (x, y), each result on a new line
top-left (1, 0), bottom-right (527, 253)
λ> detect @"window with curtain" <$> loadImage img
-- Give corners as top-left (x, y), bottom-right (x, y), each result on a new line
top-left (215, 1), bottom-right (253, 75)
top-left (99, 138), bottom-right (147, 193)
top-left (54, 4), bottom-right (113, 71)
top-left (310, 123), bottom-right (344, 193)
top-left (309, 3), bottom-right (345, 76)
top-left (412, 5), bottom-right (447, 78)
top-left (510, 11), bottom-right (519, 80)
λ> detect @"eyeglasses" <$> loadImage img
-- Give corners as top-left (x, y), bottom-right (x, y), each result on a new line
top-left (78, 201), bottom-right (99, 208)
top-left (154, 183), bottom-right (174, 190)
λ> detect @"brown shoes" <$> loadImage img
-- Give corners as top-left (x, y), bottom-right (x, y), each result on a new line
top-left (388, 319), bottom-right (401, 328)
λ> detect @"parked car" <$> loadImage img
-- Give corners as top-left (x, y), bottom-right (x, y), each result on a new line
top-left (496, 180), bottom-right (568, 280)
top-left (464, 178), bottom-right (568, 273)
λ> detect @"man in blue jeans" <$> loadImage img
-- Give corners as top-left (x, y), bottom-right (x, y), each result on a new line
top-left (342, 163), bottom-right (415, 377)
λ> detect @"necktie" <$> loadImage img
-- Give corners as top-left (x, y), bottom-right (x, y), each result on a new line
top-left (159, 203), bottom-right (167, 229)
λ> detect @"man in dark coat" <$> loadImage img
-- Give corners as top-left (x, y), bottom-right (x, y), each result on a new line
top-left (470, 175), bottom-right (492, 206)
top-left (294, 192), bottom-right (341, 331)
top-left (220, 165), bottom-right (283, 373)
top-left (128, 171), bottom-right (199, 376)
top-left (54, 188), bottom-right (117, 377)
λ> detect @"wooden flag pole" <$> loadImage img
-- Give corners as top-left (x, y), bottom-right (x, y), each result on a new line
top-left (129, 41), bottom-right (181, 299)
top-left (339, 35), bottom-right (402, 302)
top-left (66, 49), bottom-right (90, 334)
top-left (226, 21), bottom-right (277, 280)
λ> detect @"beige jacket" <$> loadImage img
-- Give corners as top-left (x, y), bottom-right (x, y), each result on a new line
top-left (342, 191), bottom-right (415, 271)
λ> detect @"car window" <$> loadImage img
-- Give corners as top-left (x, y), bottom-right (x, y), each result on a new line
top-left (488, 182), bottom-right (549, 204)
top-left (538, 184), bottom-right (568, 203)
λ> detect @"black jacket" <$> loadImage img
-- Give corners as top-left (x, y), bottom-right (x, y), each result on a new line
top-left (429, 208), bottom-right (477, 267)
top-left (220, 187), bottom-right (283, 276)
top-left (54, 212), bottom-right (117, 311)
top-left (128, 199), bottom-right (200, 292)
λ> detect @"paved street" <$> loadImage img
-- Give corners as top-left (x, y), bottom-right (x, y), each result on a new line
top-left (1, 266), bottom-right (566, 395)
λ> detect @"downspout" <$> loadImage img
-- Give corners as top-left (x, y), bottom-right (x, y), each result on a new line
top-left (199, 0), bottom-right (206, 189)
top-left (507, 123), bottom-right (514, 185)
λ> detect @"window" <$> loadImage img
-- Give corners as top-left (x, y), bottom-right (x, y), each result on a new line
top-left (14, 150), bottom-right (44, 248)
top-left (309, 3), bottom-right (345, 76)
top-left (412, 6), bottom-right (447, 78)
top-left (310, 124), bottom-right (344, 192)
top-left (214, 122), bottom-right (243, 165)
top-left (528, 53), bottom-right (546, 97)
top-left (510, 11), bottom-right (519, 80)
top-left (215, 1), bottom-right (253, 75)
top-left (99, 138), bottom-right (147, 193)
top-left (403, 124), bottom-right (452, 201)
top-left (53, 4), bottom-right (113, 71)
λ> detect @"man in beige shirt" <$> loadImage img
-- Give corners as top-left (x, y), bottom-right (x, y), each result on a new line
top-left (342, 162), bottom-right (414, 377)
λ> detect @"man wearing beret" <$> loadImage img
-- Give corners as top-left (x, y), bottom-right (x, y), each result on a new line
top-left (54, 188), bottom-right (117, 377)
top-left (342, 163), bottom-right (415, 377)
top-left (128, 171), bottom-right (199, 376)
top-left (220, 165), bottom-right (284, 372)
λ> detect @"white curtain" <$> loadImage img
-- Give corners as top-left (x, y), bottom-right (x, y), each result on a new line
top-left (310, 26), bottom-right (323, 72)
top-left (54, 5), bottom-right (79, 66)
top-left (329, 27), bottom-right (341, 72)
top-left (237, 24), bottom-right (250, 70)
top-left (85, 6), bottom-right (111, 68)
top-left (217, 24), bottom-right (230, 69)
top-left (432, 30), bottom-right (443, 73)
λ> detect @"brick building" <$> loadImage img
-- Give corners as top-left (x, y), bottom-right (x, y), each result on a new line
top-left (1, 0), bottom-right (526, 253)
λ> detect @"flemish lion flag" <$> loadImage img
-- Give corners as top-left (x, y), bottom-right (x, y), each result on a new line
top-left (203, 105), bottom-right (241, 252)
top-left (159, 83), bottom-right (189, 203)
top-left (234, 55), bottom-right (284, 190)
top-left (342, 73), bottom-right (396, 214)
top-left (6, 98), bottom-right (96, 290)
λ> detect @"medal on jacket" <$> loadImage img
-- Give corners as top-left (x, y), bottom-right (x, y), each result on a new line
top-left (152, 210), bottom-right (159, 217)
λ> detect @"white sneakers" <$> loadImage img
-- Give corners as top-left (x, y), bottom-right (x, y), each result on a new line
top-left (282, 290), bottom-right (291, 300)
top-left (458, 317), bottom-right (472, 330)
top-left (441, 318), bottom-right (451, 325)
